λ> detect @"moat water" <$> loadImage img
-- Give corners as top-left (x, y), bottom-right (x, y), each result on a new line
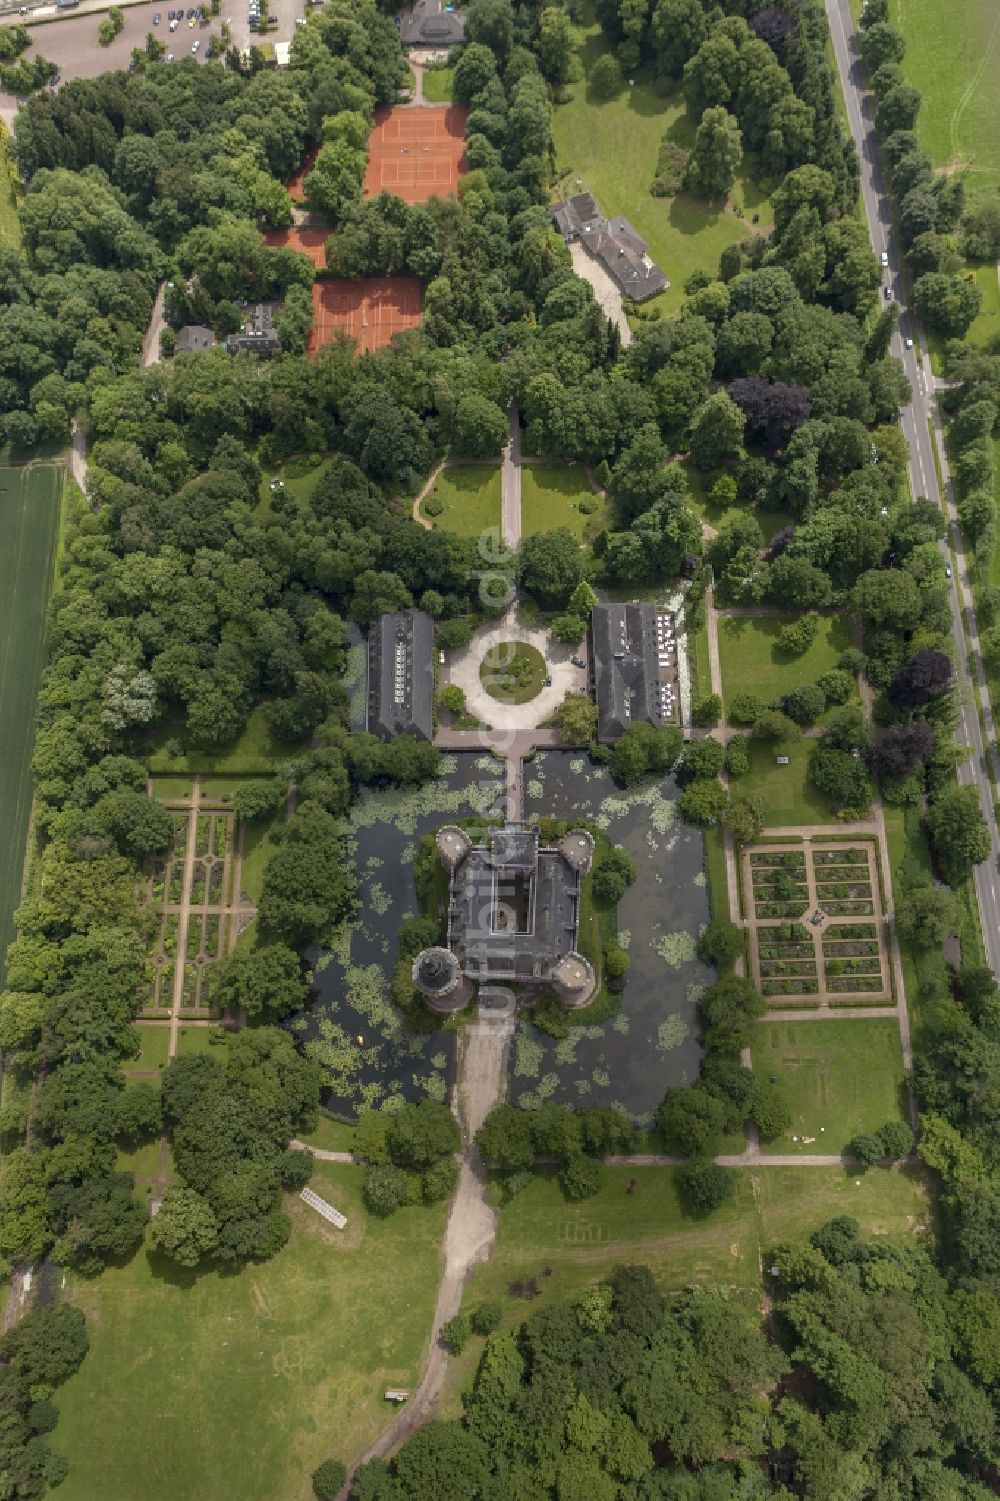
top-left (294, 750), bottom-right (708, 1123)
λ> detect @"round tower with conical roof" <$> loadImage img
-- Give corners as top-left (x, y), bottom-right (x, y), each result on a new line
top-left (552, 951), bottom-right (597, 1009)
top-left (412, 946), bottom-right (472, 1014)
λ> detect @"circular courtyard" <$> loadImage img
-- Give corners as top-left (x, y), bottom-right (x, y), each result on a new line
top-left (444, 611), bottom-right (587, 731)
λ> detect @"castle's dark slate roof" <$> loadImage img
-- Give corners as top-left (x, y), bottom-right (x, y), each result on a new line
top-left (590, 602), bottom-right (662, 741)
top-left (549, 193), bottom-right (668, 302)
top-left (399, 0), bottom-right (465, 46)
top-left (446, 824), bottom-right (583, 985)
top-left (367, 609), bottom-right (434, 741)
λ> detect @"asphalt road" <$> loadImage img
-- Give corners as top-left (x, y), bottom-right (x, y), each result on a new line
top-left (826, 0), bottom-right (1000, 977)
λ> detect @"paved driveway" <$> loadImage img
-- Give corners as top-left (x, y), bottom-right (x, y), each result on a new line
top-left (445, 611), bottom-right (587, 731)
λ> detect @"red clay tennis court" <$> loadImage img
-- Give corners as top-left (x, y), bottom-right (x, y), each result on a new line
top-left (263, 225), bottom-right (328, 268)
top-left (362, 105), bottom-right (468, 203)
top-left (309, 277), bottom-right (423, 356)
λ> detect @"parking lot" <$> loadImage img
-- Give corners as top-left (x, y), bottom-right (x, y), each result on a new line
top-left (0, 0), bottom-right (305, 126)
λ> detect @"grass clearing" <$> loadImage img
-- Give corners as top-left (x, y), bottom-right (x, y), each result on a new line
top-left (0, 463), bottom-right (62, 988)
top-left (421, 64), bottom-right (454, 102)
top-left (684, 464), bottom-right (788, 543)
top-left (175, 1026), bottom-right (223, 1057)
top-left (417, 463), bottom-right (502, 537)
top-left (238, 795), bottom-right (288, 904)
top-left (520, 462), bottom-right (609, 542)
top-left (552, 6), bottom-right (773, 317)
top-left (124, 1026), bottom-right (171, 1074)
top-left (738, 735), bottom-right (832, 827)
top-left (301, 1116), bottom-right (356, 1154)
top-left (462, 1163), bottom-right (930, 1314)
top-left (0, 126), bottom-right (20, 246)
top-left (146, 705), bottom-right (303, 776)
top-left (56, 1164), bottom-right (447, 1501)
top-left (894, 0), bottom-right (1000, 203)
top-left (751, 1017), bottom-right (907, 1153)
top-left (718, 612), bottom-right (851, 708)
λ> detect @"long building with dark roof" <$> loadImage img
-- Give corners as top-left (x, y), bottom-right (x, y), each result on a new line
top-left (367, 608), bottom-right (434, 742)
top-left (549, 192), bottom-right (668, 302)
top-left (590, 602), bottom-right (680, 741)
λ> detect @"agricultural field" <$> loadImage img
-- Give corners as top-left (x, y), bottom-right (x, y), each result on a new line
top-left (0, 462), bottom-right (63, 987)
top-left (751, 1018), bottom-right (907, 1154)
top-left (55, 1165), bottom-right (447, 1501)
top-left (894, 0), bottom-right (1000, 205)
top-left (520, 462), bottom-right (609, 542)
top-left (551, 6), bottom-right (773, 317)
top-left (416, 462), bottom-right (502, 537)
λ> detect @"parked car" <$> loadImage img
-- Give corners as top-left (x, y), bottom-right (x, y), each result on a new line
top-left (169, 16), bottom-right (178, 28)
top-left (905, 336), bottom-right (914, 349)
top-left (884, 286), bottom-right (893, 300)
top-left (191, 37), bottom-right (199, 49)
top-left (945, 563), bottom-right (953, 579)
top-left (165, 51), bottom-right (173, 59)
top-left (880, 250), bottom-right (889, 267)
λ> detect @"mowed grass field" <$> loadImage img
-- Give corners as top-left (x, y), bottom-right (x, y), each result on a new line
top-left (751, 1018), bottom-right (907, 1153)
top-left (718, 612), bottom-right (852, 709)
top-left (460, 1163), bottom-right (930, 1314)
top-left (417, 462), bottom-right (502, 537)
top-left (552, 6), bottom-right (772, 317)
top-left (55, 1164), bottom-right (447, 1501)
top-left (894, 0), bottom-right (1000, 203)
top-left (520, 461), bottom-right (609, 541)
top-left (0, 463), bottom-right (62, 987)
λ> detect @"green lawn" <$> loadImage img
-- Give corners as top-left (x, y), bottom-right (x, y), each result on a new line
top-left (175, 1025), bottom-right (223, 1057)
top-left (259, 457), bottom-right (329, 511)
top-left (480, 641), bottom-right (547, 704)
top-left (0, 463), bottom-right (63, 988)
top-left (895, 0), bottom-right (1000, 203)
top-left (462, 1162), bottom-right (929, 1313)
top-left (417, 463), bottom-right (502, 538)
top-left (238, 796), bottom-right (288, 905)
top-left (738, 735), bottom-right (832, 827)
top-left (751, 1018), bottom-right (907, 1154)
top-left (520, 462), bottom-right (609, 542)
top-left (552, 7), bottom-right (773, 317)
top-left (124, 1026), bottom-right (172, 1075)
top-left (717, 612), bottom-right (851, 709)
top-left (301, 1116), bottom-right (356, 1154)
top-left (421, 64), bottom-right (454, 102)
top-left (0, 127), bottom-right (20, 246)
top-left (146, 705), bottom-right (304, 776)
top-left (56, 1164), bottom-right (447, 1501)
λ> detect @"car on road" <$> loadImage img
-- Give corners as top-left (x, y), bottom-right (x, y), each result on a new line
top-left (884, 286), bottom-right (893, 300)
top-left (905, 336), bottom-right (914, 349)
top-left (880, 251), bottom-right (889, 267)
top-left (945, 564), bottom-right (953, 579)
